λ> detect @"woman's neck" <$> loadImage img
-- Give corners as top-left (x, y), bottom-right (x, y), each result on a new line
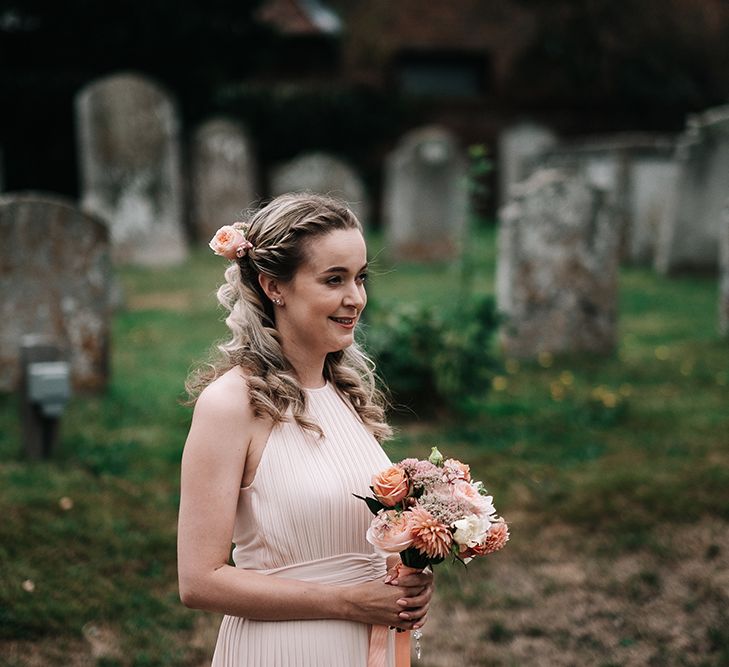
top-left (281, 340), bottom-right (326, 389)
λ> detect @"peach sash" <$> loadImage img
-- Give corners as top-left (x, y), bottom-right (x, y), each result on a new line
top-left (369, 626), bottom-right (410, 667)
top-left (367, 562), bottom-right (423, 667)
top-left (258, 552), bottom-right (408, 666)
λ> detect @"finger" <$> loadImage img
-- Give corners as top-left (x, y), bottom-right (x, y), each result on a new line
top-left (412, 614), bottom-right (429, 630)
top-left (383, 572), bottom-right (395, 584)
top-left (393, 581), bottom-right (431, 597)
top-left (394, 573), bottom-right (432, 587)
top-left (396, 589), bottom-right (432, 608)
top-left (395, 614), bottom-right (428, 631)
top-left (398, 604), bottom-right (429, 622)
top-left (394, 586), bottom-right (426, 600)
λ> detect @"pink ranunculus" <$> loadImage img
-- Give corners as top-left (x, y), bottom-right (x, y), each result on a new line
top-left (209, 225), bottom-right (247, 260)
top-left (443, 458), bottom-right (471, 483)
top-left (451, 480), bottom-right (495, 518)
top-left (372, 465), bottom-right (410, 507)
top-left (366, 510), bottom-right (415, 554)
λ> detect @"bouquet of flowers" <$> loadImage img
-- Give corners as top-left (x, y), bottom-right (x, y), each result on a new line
top-left (356, 447), bottom-right (508, 659)
top-left (355, 447), bottom-right (509, 570)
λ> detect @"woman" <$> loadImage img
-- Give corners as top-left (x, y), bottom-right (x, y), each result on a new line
top-left (177, 193), bottom-right (433, 666)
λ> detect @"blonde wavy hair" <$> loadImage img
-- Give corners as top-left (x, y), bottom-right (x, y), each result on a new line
top-left (186, 192), bottom-right (392, 442)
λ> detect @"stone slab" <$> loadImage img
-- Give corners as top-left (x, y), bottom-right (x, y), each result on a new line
top-left (538, 134), bottom-right (677, 265)
top-left (191, 117), bottom-right (259, 242)
top-left (0, 193), bottom-right (112, 392)
top-left (655, 105), bottom-right (729, 274)
top-left (270, 152), bottom-right (369, 228)
top-left (498, 122), bottom-right (558, 205)
top-left (76, 71), bottom-right (187, 266)
top-left (383, 125), bottom-right (468, 260)
top-left (496, 169), bottom-right (620, 358)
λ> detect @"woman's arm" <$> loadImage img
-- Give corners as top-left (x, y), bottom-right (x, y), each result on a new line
top-left (176, 371), bottom-right (432, 629)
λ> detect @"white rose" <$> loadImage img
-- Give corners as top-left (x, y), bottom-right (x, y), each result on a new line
top-left (452, 514), bottom-right (491, 547)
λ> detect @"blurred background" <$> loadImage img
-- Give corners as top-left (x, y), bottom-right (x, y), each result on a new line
top-left (1, 1), bottom-right (728, 665)
top-left (4, 0), bottom-right (729, 207)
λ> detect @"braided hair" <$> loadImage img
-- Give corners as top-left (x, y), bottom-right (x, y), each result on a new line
top-left (186, 193), bottom-right (391, 442)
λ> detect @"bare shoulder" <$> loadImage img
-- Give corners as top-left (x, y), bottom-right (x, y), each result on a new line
top-left (193, 367), bottom-right (253, 423)
top-left (183, 367), bottom-right (258, 463)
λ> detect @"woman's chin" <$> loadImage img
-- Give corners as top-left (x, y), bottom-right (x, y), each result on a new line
top-left (326, 335), bottom-right (355, 354)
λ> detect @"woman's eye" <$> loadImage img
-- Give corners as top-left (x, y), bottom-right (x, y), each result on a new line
top-left (357, 272), bottom-right (369, 284)
top-left (326, 276), bottom-right (342, 285)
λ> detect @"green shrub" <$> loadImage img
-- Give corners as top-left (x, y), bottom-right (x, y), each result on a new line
top-left (364, 295), bottom-right (500, 416)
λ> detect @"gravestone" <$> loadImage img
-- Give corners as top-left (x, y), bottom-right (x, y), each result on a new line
top-left (270, 152), bottom-right (369, 227)
top-left (655, 105), bottom-right (729, 274)
top-left (382, 126), bottom-right (467, 260)
top-left (76, 71), bottom-right (187, 266)
top-left (0, 193), bottom-right (112, 392)
top-left (720, 201), bottom-right (729, 336)
top-left (625, 149), bottom-right (678, 265)
top-left (191, 117), bottom-right (258, 242)
top-left (496, 169), bottom-right (619, 358)
top-left (498, 122), bottom-right (558, 205)
top-left (538, 135), bottom-right (677, 265)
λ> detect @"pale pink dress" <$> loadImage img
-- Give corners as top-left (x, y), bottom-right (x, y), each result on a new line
top-left (211, 382), bottom-right (397, 666)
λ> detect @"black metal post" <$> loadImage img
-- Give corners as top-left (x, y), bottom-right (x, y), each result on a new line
top-left (19, 334), bottom-right (64, 460)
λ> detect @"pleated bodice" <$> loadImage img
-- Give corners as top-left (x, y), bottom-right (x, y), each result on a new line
top-left (231, 382), bottom-right (392, 570)
top-left (212, 382), bottom-right (398, 666)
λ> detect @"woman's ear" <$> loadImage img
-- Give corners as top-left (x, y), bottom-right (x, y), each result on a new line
top-left (258, 273), bottom-right (284, 304)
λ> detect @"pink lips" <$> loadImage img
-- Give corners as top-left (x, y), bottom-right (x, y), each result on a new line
top-left (330, 316), bottom-right (357, 329)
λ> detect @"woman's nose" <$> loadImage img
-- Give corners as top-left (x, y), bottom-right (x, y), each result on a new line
top-left (343, 282), bottom-right (365, 309)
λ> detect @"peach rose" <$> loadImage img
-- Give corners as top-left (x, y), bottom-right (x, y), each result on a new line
top-left (209, 225), bottom-right (248, 260)
top-left (372, 465), bottom-right (410, 507)
top-left (366, 510), bottom-right (414, 554)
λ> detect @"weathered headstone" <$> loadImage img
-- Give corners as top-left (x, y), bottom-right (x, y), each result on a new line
top-left (719, 201), bottom-right (729, 336)
top-left (0, 193), bottom-right (112, 392)
top-left (76, 71), bottom-right (187, 265)
top-left (498, 122), bottom-right (558, 205)
top-left (496, 169), bottom-right (620, 358)
top-left (270, 152), bottom-right (369, 227)
top-left (655, 105), bottom-right (729, 274)
top-left (191, 117), bottom-right (258, 242)
top-left (382, 126), bottom-right (467, 260)
top-left (538, 135), bottom-right (677, 265)
top-left (625, 149), bottom-right (678, 265)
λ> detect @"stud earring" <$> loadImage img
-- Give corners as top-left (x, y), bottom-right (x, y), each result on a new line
top-left (273, 298), bottom-right (283, 306)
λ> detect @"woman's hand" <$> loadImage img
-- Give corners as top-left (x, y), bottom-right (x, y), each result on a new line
top-left (341, 569), bottom-right (432, 631)
top-left (385, 564), bottom-right (433, 631)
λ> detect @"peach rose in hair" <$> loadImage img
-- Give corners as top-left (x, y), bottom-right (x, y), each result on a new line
top-left (372, 465), bottom-right (409, 507)
top-left (366, 510), bottom-right (414, 554)
top-left (209, 225), bottom-right (247, 260)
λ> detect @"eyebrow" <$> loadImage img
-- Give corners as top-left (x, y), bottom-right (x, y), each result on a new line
top-left (320, 263), bottom-right (368, 274)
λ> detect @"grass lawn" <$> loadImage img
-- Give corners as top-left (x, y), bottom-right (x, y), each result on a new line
top-left (1, 227), bottom-right (728, 666)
